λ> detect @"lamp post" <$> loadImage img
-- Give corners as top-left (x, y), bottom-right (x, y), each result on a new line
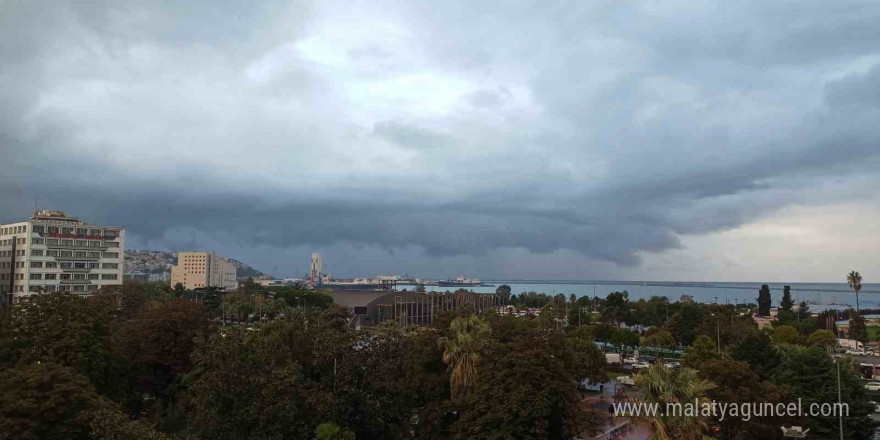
top-left (836, 357), bottom-right (844, 440)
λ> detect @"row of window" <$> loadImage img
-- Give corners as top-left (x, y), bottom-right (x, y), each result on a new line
top-left (1, 261), bottom-right (119, 269)
top-left (0, 250), bottom-right (120, 259)
top-left (0, 238), bottom-right (26, 246)
top-left (1, 225), bottom-right (27, 235)
top-left (4, 273), bottom-right (120, 282)
top-left (27, 285), bottom-right (101, 292)
top-left (0, 225), bottom-right (121, 238)
top-left (28, 273), bottom-right (118, 280)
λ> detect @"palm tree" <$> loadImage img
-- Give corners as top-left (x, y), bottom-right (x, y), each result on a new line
top-left (438, 315), bottom-right (491, 398)
top-left (633, 365), bottom-right (715, 440)
top-left (847, 271), bottom-right (863, 313)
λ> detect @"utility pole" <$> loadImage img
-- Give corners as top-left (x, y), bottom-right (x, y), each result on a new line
top-left (837, 358), bottom-right (844, 440)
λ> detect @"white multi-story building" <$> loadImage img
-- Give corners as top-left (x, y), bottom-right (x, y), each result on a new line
top-left (0, 210), bottom-right (125, 303)
top-left (310, 252), bottom-right (323, 285)
top-left (170, 251), bottom-right (237, 290)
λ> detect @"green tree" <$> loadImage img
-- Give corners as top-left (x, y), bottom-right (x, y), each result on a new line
top-left (118, 299), bottom-right (211, 419)
top-left (610, 328), bottom-right (640, 350)
top-left (681, 335), bottom-right (718, 368)
top-left (850, 313), bottom-right (868, 343)
top-left (4, 292), bottom-right (122, 397)
top-left (780, 285), bottom-right (794, 311)
top-left (644, 330), bottom-right (676, 349)
top-left (665, 303), bottom-right (703, 346)
top-left (632, 365), bottom-right (715, 440)
top-left (847, 271), bottom-right (862, 313)
top-left (188, 322), bottom-right (332, 440)
top-left (600, 291), bottom-right (629, 324)
top-left (314, 422), bottom-right (354, 440)
top-left (807, 329), bottom-right (836, 349)
top-left (455, 323), bottom-right (605, 440)
top-left (0, 363), bottom-right (97, 440)
top-left (731, 332), bottom-right (779, 379)
top-left (438, 315), bottom-right (491, 398)
top-left (773, 347), bottom-right (876, 439)
top-left (242, 276), bottom-right (259, 290)
top-left (757, 284), bottom-right (771, 317)
top-left (172, 282), bottom-right (186, 298)
top-left (697, 359), bottom-right (791, 440)
top-left (772, 325), bottom-right (801, 346)
top-left (495, 285), bottom-right (512, 304)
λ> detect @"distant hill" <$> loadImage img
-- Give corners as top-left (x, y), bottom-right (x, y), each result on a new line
top-left (124, 250), bottom-right (265, 280)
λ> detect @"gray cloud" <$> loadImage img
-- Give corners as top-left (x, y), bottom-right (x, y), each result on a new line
top-left (2, 0), bottom-right (880, 279)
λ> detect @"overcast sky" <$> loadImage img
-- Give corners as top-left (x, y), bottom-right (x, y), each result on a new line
top-left (2, 1), bottom-right (879, 281)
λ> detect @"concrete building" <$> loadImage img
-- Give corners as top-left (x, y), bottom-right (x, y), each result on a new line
top-left (170, 251), bottom-right (236, 290)
top-left (0, 210), bottom-right (125, 303)
top-left (309, 252), bottom-right (323, 285)
top-left (326, 289), bottom-right (499, 329)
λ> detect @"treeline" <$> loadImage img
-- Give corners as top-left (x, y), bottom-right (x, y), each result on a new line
top-left (0, 282), bottom-right (608, 440)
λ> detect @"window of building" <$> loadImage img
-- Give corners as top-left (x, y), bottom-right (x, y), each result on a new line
top-left (87, 252), bottom-right (100, 258)
top-left (45, 274), bottom-right (56, 280)
top-left (74, 262), bottom-right (86, 269)
top-left (101, 274), bottom-right (118, 280)
top-left (77, 228), bottom-right (88, 235)
top-left (73, 285), bottom-right (84, 291)
top-left (90, 241), bottom-right (101, 247)
top-left (29, 274), bottom-right (41, 280)
top-left (102, 263), bottom-right (118, 269)
top-left (61, 239), bottom-right (73, 245)
top-left (60, 274), bottom-right (71, 280)
top-left (103, 252), bottom-right (119, 258)
top-left (88, 273), bottom-right (99, 280)
top-left (29, 285), bottom-right (41, 292)
top-left (60, 262), bottom-right (72, 269)
top-left (47, 250), bottom-right (59, 257)
top-left (32, 238), bottom-right (44, 245)
top-left (59, 285), bottom-right (70, 292)
top-left (87, 285), bottom-right (98, 291)
top-left (87, 262), bottom-right (98, 269)
top-left (32, 225), bottom-right (44, 233)
top-left (74, 251), bottom-right (87, 258)
top-left (46, 239), bottom-right (58, 245)
top-left (31, 250), bottom-right (43, 256)
top-left (47, 226), bottom-right (58, 234)
top-left (76, 240), bottom-right (87, 247)
top-left (30, 262), bottom-right (42, 268)
top-left (73, 274), bottom-right (86, 280)
top-left (104, 241), bottom-right (119, 248)
top-left (61, 227), bottom-right (73, 234)
top-left (45, 262), bottom-right (57, 268)
top-left (60, 251), bottom-right (72, 257)
top-left (44, 285), bottom-right (56, 292)
top-left (90, 229), bottom-right (101, 236)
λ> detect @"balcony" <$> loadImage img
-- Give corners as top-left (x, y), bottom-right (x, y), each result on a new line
top-left (60, 279), bottom-right (91, 285)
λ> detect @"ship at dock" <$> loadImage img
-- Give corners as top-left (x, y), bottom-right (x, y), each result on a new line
top-left (437, 275), bottom-right (485, 287)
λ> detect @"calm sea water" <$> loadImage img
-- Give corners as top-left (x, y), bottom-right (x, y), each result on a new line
top-left (396, 281), bottom-right (880, 312)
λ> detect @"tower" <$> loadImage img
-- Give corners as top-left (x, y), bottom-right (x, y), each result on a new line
top-left (309, 253), bottom-right (323, 286)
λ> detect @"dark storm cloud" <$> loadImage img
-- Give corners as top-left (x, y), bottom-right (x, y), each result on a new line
top-left (2, 0), bottom-right (880, 277)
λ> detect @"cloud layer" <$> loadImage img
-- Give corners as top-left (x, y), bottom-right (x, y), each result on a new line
top-left (2, 0), bottom-right (879, 280)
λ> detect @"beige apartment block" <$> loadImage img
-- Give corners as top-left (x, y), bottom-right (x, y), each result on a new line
top-left (170, 251), bottom-right (237, 290)
top-left (0, 210), bottom-right (125, 304)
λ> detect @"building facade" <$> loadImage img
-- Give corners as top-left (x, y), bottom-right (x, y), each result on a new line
top-left (309, 252), bottom-right (323, 285)
top-left (170, 251), bottom-right (236, 290)
top-left (0, 210), bottom-right (125, 303)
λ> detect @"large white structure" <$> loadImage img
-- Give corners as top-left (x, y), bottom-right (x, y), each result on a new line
top-left (0, 210), bottom-right (125, 303)
top-left (310, 252), bottom-right (323, 285)
top-left (170, 251), bottom-right (237, 290)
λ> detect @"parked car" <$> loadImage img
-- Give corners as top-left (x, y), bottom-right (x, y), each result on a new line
top-left (863, 382), bottom-right (880, 391)
top-left (633, 361), bottom-right (651, 370)
top-left (617, 375), bottom-right (636, 386)
top-left (624, 357), bottom-right (638, 365)
top-left (664, 361), bottom-right (681, 369)
top-left (846, 349), bottom-right (866, 356)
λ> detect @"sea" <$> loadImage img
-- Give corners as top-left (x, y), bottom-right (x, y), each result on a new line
top-left (395, 281), bottom-right (880, 312)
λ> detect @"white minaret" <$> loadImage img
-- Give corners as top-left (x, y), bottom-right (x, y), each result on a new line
top-left (309, 253), bottom-right (323, 285)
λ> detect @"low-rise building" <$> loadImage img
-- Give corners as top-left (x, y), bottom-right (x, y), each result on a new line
top-left (170, 251), bottom-right (236, 290)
